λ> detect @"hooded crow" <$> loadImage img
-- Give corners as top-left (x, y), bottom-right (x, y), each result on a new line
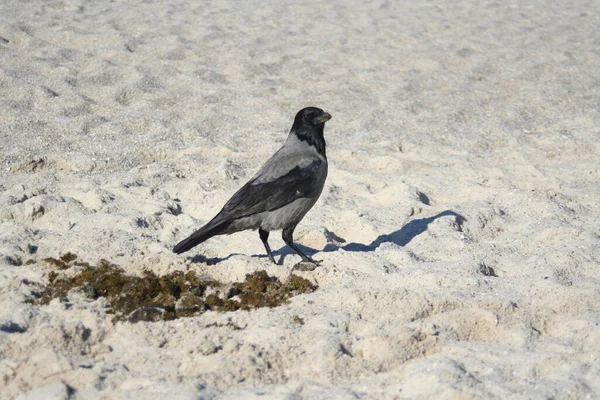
top-left (173, 107), bottom-right (332, 264)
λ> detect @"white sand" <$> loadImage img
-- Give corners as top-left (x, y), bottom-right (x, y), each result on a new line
top-left (1, 0), bottom-right (599, 398)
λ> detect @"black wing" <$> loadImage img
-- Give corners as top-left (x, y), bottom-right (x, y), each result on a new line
top-left (215, 159), bottom-right (323, 222)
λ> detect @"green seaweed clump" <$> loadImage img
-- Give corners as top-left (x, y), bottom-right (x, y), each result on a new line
top-left (38, 254), bottom-right (317, 323)
top-left (43, 252), bottom-right (89, 270)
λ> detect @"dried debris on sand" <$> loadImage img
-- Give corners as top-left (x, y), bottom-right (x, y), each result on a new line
top-left (38, 253), bottom-right (317, 323)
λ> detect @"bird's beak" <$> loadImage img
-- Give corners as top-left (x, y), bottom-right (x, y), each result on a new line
top-left (313, 112), bottom-right (332, 125)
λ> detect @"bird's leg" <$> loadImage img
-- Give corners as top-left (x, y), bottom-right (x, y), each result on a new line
top-left (282, 225), bottom-right (318, 264)
top-left (259, 228), bottom-right (276, 264)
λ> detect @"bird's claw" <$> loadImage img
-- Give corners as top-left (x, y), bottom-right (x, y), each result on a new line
top-left (292, 260), bottom-right (321, 272)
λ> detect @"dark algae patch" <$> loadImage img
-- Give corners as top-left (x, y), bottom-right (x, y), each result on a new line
top-left (204, 270), bottom-right (317, 311)
top-left (39, 254), bottom-right (317, 323)
top-left (43, 252), bottom-right (89, 270)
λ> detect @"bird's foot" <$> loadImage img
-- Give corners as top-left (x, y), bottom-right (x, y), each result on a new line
top-left (292, 260), bottom-right (321, 272)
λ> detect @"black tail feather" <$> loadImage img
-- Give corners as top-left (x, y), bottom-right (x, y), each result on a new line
top-left (172, 221), bottom-right (228, 254)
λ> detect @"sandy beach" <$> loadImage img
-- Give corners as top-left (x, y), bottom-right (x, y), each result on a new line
top-left (1, 0), bottom-right (599, 398)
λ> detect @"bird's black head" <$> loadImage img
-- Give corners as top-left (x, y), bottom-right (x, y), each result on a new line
top-left (293, 107), bottom-right (332, 129)
top-left (291, 107), bottom-right (332, 157)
